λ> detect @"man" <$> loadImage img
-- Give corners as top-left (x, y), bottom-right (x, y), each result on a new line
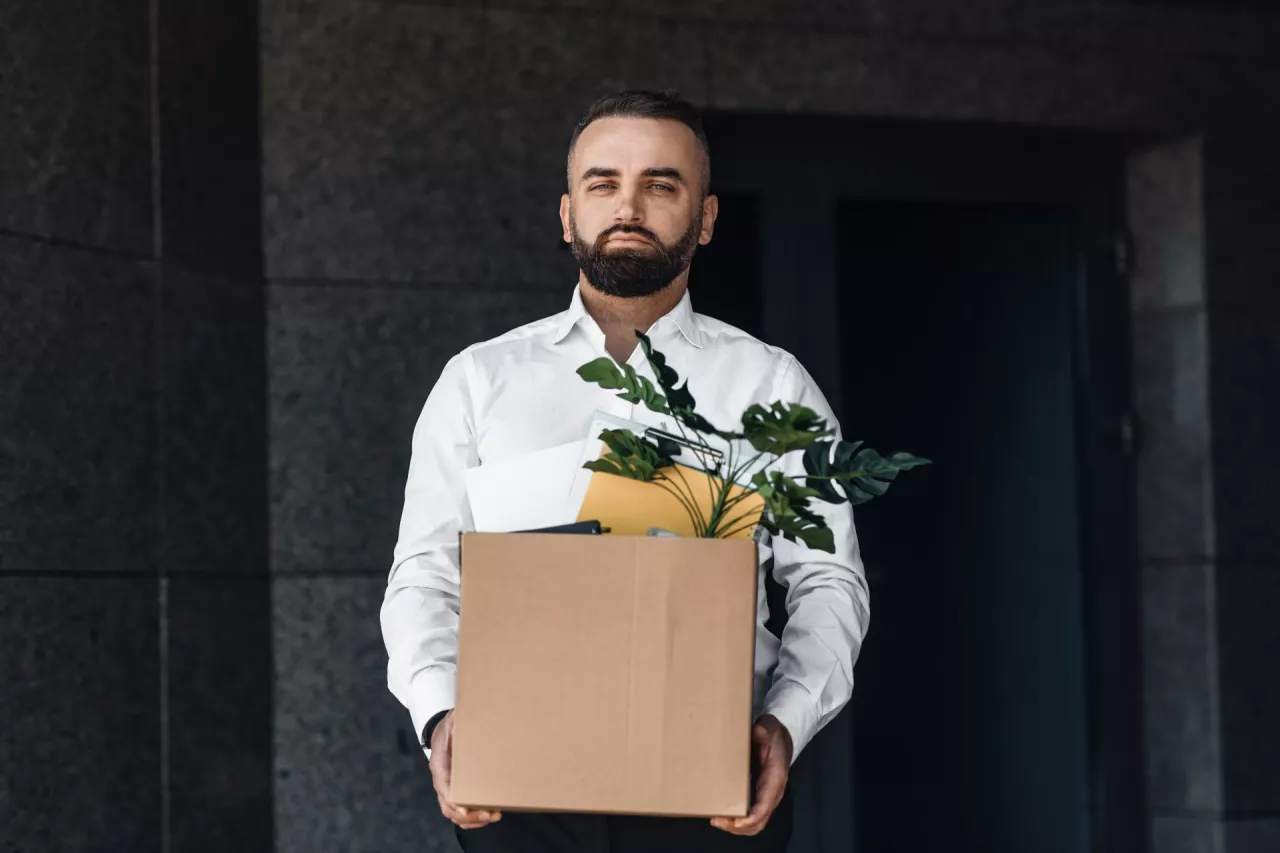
top-left (381, 90), bottom-right (869, 852)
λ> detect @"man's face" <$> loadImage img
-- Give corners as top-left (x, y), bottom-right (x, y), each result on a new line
top-left (560, 116), bottom-right (717, 298)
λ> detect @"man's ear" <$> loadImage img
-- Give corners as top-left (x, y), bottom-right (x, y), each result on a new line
top-left (560, 194), bottom-right (572, 244)
top-left (698, 194), bottom-right (720, 246)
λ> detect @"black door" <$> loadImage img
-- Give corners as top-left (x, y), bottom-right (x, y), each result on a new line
top-left (839, 200), bottom-right (1093, 853)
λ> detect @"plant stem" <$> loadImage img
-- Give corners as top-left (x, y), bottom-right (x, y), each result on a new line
top-left (667, 465), bottom-right (710, 536)
top-left (668, 415), bottom-right (722, 536)
top-left (704, 473), bottom-right (738, 537)
top-left (725, 449), bottom-right (767, 497)
top-left (717, 518), bottom-right (763, 540)
top-left (702, 441), bottom-right (736, 536)
top-left (716, 482), bottom-right (761, 520)
top-left (715, 506), bottom-right (765, 540)
top-left (654, 474), bottom-right (706, 537)
top-left (715, 456), bottom-right (771, 521)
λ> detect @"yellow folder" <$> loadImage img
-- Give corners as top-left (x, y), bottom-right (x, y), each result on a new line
top-left (575, 459), bottom-right (766, 540)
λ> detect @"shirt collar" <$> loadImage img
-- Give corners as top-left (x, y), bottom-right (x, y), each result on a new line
top-left (551, 284), bottom-right (704, 349)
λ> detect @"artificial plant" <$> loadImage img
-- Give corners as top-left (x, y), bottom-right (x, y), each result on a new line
top-left (576, 332), bottom-right (930, 554)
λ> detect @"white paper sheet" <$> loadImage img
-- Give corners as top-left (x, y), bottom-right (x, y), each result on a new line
top-left (463, 440), bottom-right (587, 533)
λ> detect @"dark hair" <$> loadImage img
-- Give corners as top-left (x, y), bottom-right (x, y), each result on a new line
top-left (567, 89), bottom-right (711, 196)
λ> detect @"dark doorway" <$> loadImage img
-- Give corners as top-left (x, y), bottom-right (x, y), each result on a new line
top-left (689, 192), bottom-right (763, 336)
top-left (838, 200), bottom-right (1090, 853)
top-left (694, 115), bottom-right (1144, 853)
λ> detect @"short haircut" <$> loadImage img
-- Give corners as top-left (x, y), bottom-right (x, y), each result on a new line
top-left (566, 89), bottom-right (711, 196)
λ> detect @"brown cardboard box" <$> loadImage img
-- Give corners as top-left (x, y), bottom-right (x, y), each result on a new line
top-left (450, 532), bottom-right (758, 818)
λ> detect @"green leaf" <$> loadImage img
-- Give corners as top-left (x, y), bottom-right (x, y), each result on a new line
top-left (651, 434), bottom-right (683, 461)
top-left (761, 512), bottom-right (836, 554)
top-left (577, 358), bottom-right (625, 388)
top-left (635, 332), bottom-right (722, 435)
top-left (740, 402), bottom-right (832, 455)
top-left (576, 358), bottom-right (669, 414)
top-left (794, 523), bottom-right (836, 554)
top-left (803, 439), bottom-right (931, 506)
top-left (581, 428), bottom-right (676, 482)
top-left (747, 469), bottom-right (834, 551)
top-left (619, 364), bottom-right (668, 413)
top-left (888, 451), bottom-right (932, 471)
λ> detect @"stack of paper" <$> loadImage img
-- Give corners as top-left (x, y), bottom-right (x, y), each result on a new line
top-left (463, 440), bottom-right (586, 533)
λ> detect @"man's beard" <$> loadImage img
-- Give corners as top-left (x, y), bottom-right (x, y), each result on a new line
top-left (570, 212), bottom-right (702, 299)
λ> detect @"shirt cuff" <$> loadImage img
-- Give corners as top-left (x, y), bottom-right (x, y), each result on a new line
top-left (762, 681), bottom-right (818, 764)
top-left (422, 709), bottom-right (451, 751)
top-left (405, 668), bottom-right (457, 757)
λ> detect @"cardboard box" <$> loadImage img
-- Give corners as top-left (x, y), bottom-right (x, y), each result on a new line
top-left (451, 532), bottom-right (758, 818)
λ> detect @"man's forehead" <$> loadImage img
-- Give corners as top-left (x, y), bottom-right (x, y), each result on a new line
top-left (572, 116), bottom-right (700, 174)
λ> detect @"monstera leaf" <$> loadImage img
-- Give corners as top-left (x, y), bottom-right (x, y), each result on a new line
top-left (582, 428), bottom-right (679, 482)
top-left (750, 469), bottom-right (836, 553)
top-left (577, 358), bottom-right (669, 414)
top-left (740, 402), bottom-right (832, 455)
top-left (575, 333), bottom-right (930, 545)
top-left (803, 439), bottom-right (931, 506)
top-left (635, 332), bottom-right (721, 435)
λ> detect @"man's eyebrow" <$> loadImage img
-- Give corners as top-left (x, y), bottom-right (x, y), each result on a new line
top-left (579, 166), bottom-right (686, 183)
top-left (643, 167), bottom-right (685, 183)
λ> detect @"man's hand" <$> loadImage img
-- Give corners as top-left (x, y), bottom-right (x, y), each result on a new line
top-left (711, 714), bottom-right (793, 836)
top-left (429, 710), bottom-right (502, 830)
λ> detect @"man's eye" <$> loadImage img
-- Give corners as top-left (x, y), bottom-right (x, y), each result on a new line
top-left (649, 184), bottom-right (674, 193)
top-left (589, 183), bottom-right (615, 192)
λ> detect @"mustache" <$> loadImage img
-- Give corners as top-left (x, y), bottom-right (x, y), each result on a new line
top-left (596, 224), bottom-right (661, 246)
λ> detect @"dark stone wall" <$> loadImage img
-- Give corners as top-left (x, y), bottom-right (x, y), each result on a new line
top-left (1, 0), bottom-right (271, 851)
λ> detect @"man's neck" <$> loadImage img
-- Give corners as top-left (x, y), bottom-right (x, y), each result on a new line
top-left (579, 273), bottom-right (689, 364)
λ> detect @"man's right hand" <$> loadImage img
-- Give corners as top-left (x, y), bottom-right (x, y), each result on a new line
top-left (429, 710), bottom-right (502, 830)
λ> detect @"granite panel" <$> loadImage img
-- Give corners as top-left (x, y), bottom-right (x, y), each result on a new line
top-left (1208, 309), bottom-right (1280, 563)
top-left (1142, 561), bottom-right (1222, 813)
top-left (1131, 309), bottom-right (1215, 562)
top-left (484, 0), bottom-right (866, 28)
top-left (1216, 562), bottom-right (1280, 812)
top-left (449, 0), bottom-right (1280, 60)
top-left (1151, 814), bottom-right (1224, 853)
top-left (268, 282), bottom-right (567, 575)
top-left (1128, 136), bottom-right (1205, 311)
top-left (1223, 818), bottom-right (1280, 853)
top-left (706, 23), bottom-right (1273, 131)
top-left (272, 575), bottom-right (457, 853)
top-left (0, 236), bottom-right (157, 575)
top-left (483, 8), bottom-right (709, 287)
top-left (1203, 127), bottom-right (1280, 312)
top-left (156, 0), bottom-right (263, 277)
top-left (160, 266), bottom-right (268, 575)
top-left (0, 577), bottom-right (161, 853)
top-left (0, 0), bottom-right (153, 253)
top-left (859, 0), bottom-right (1280, 62)
top-left (166, 576), bottom-right (275, 853)
top-left (262, 0), bottom-right (490, 282)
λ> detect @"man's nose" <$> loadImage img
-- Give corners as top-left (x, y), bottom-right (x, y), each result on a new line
top-left (612, 188), bottom-right (643, 223)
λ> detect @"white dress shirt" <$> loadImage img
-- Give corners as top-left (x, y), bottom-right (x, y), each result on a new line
top-left (381, 284), bottom-right (869, 763)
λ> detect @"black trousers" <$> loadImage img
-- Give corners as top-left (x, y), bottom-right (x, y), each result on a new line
top-left (455, 788), bottom-right (792, 853)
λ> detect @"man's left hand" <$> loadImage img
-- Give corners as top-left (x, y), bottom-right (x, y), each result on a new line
top-left (711, 714), bottom-right (793, 836)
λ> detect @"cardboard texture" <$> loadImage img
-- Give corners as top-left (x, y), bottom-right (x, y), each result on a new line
top-left (451, 533), bottom-right (758, 818)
